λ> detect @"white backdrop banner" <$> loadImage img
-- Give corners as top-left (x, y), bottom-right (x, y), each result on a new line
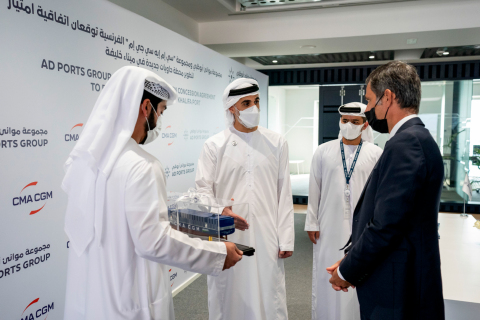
top-left (0, 0), bottom-right (268, 318)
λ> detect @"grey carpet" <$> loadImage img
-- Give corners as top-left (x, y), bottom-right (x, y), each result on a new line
top-left (173, 213), bottom-right (313, 320)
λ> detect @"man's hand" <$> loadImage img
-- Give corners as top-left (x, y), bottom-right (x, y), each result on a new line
top-left (307, 231), bottom-right (320, 244)
top-left (223, 242), bottom-right (243, 270)
top-left (278, 250), bottom-right (293, 259)
top-left (222, 206), bottom-right (249, 231)
top-left (329, 268), bottom-right (353, 292)
top-left (326, 258), bottom-right (342, 275)
top-left (326, 258), bottom-right (355, 292)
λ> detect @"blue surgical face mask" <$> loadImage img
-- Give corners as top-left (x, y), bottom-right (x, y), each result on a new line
top-left (143, 102), bottom-right (162, 145)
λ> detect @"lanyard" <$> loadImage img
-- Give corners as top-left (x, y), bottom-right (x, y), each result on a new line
top-left (340, 140), bottom-right (363, 186)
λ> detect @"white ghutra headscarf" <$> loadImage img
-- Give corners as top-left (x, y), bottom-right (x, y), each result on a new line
top-left (222, 78), bottom-right (259, 128)
top-left (62, 66), bottom-right (177, 256)
top-left (337, 102), bottom-right (374, 143)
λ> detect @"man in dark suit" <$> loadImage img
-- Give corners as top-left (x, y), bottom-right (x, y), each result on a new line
top-left (328, 61), bottom-right (445, 320)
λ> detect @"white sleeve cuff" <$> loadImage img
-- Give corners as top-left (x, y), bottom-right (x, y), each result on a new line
top-left (304, 225), bottom-right (320, 232)
top-left (279, 245), bottom-right (294, 252)
top-left (337, 267), bottom-right (345, 281)
top-left (209, 242), bottom-right (227, 277)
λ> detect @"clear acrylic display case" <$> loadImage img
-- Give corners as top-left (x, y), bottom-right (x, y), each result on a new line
top-left (166, 189), bottom-right (255, 255)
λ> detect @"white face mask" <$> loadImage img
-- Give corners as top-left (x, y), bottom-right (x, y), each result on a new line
top-left (339, 121), bottom-right (363, 140)
top-left (234, 105), bottom-right (260, 129)
top-left (143, 103), bottom-right (162, 145)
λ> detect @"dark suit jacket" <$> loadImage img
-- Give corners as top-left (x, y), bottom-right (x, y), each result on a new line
top-left (339, 117), bottom-right (445, 320)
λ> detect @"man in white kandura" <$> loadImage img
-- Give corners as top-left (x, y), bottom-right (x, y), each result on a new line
top-left (62, 66), bottom-right (243, 320)
top-left (196, 78), bottom-right (295, 320)
top-left (305, 102), bottom-right (382, 320)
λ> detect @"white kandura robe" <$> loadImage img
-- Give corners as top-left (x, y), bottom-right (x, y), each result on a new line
top-left (305, 139), bottom-right (382, 320)
top-left (196, 126), bottom-right (295, 320)
top-left (64, 138), bottom-right (227, 320)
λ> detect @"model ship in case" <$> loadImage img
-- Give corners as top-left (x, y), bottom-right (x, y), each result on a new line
top-left (167, 207), bottom-right (255, 256)
top-left (167, 190), bottom-right (255, 256)
top-left (168, 208), bottom-right (235, 237)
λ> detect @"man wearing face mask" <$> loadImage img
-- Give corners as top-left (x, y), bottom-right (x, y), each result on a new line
top-left (305, 102), bottom-right (382, 320)
top-left (328, 61), bottom-right (445, 320)
top-left (196, 78), bottom-right (295, 320)
top-left (62, 66), bottom-right (242, 320)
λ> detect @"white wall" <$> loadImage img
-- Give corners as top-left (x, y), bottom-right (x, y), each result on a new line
top-left (200, 0), bottom-right (480, 65)
top-left (108, 0), bottom-right (200, 42)
top-left (285, 88), bottom-right (318, 174)
top-left (0, 0), bottom-right (267, 318)
top-left (268, 86), bottom-right (286, 135)
top-left (199, 0), bottom-right (480, 45)
top-left (268, 87), bottom-right (319, 174)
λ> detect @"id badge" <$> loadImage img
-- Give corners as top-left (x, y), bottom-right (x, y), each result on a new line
top-left (344, 185), bottom-right (351, 220)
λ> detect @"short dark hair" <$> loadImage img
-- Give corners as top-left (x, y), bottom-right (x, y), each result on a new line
top-left (141, 90), bottom-right (163, 111)
top-left (366, 61), bottom-right (421, 114)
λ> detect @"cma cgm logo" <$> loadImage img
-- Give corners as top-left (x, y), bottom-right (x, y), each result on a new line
top-left (162, 126), bottom-right (177, 146)
top-left (12, 182), bottom-right (52, 215)
top-left (169, 268), bottom-right (177, 287)
top-left (20, 298), bottom-right (54, 320)
top-left (65, 123), bottom-right (83, 142)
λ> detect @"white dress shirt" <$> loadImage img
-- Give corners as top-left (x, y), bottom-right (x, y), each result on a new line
top-left (388, 114), bottom-right (418, 139)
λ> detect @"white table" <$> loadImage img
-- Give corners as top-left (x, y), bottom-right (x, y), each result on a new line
top-left (289, 160), bottom-right (305, 175)
top-left (439, 213), bottom-right (480, 319)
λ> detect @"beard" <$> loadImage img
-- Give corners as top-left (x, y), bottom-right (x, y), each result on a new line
top-left (140, 108), bottom-right (157, 145)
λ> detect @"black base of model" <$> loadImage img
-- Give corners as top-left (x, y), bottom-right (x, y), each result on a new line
top-left (184, 233), bottom-right (255, 257)
top-left (234, 243), bottom-right (255, 256)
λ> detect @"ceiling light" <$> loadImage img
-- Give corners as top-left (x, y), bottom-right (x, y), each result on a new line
top-left (301, 45), bottom-right (316, 49)
top-left (272, 60), bottom-right (278, 63)
top-left (443, 52), bottom-right (449, 55)
top-left (369, 55), bottom-right (375, 59)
